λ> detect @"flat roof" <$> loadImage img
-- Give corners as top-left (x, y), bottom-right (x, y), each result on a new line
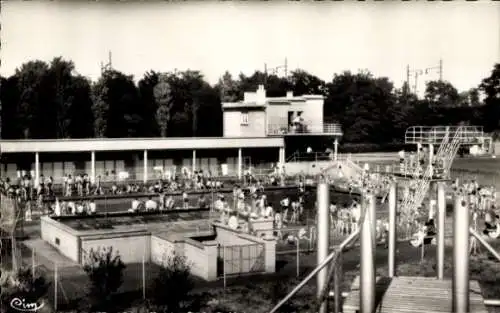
top-left (0, 136), bottom-right (284, 153)
top-left (52, 209), bottom-right (213, 234)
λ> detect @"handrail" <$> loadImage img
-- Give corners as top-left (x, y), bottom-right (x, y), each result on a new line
top-left (268, 228), bottom-right (360, 313)
top-left (484, 299), bottom-right (500, 307)
top-left (469, 228), bottom-right (500, 262)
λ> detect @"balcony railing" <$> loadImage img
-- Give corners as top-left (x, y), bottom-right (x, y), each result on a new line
top-left (267, 122), bottom-right (343, 136)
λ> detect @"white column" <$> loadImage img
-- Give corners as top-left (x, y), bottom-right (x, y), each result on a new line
top-left (192, 150), bottom-right (196, 173)
top-left (360, 194), bottom-right (376, 313)
top-left (34, 152), bottom-right (40, 187)
top-left (388, 182), bottom-right (397, 277)
top-left (436, 181), bottom-right (446, 279)
top-left (237, 148), bottom-right (242, 179)
top-left (278, 147), bottom-right (285, 165)
top-left (334, 138), bottom-right (339, 161)
top-left (143, 150), bottom-right (148, 183)
top-left (90, 151), bottom-right (96, 184)
top-left (316, 183), bottom-right (330, 313)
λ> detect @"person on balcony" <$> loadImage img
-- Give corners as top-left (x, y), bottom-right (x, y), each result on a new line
top-left (292, 112), bottom-right (305, 133)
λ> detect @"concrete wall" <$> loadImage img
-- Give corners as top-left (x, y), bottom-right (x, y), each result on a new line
top-left (40, 216), bottom-right (80, 262)
top-left (150, 233), bottom-right (218, 281)
top-left (214, 226), bottom-right (257, 246)
top-left (80, 232), bottom-right (151, 264)
top-left (223, 110), bottom-right (266, 138)
top-left (183, 238), bottom-right (218, 281)
top-left (213, 223), bottom-right (276, 274)
top-left (151, 235), bottom-right (179, 264)
top-left (284, 161), bottom-right (333, 176)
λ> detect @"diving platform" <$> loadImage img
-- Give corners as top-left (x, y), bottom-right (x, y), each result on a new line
top-left (369, 165), bottom-right (452, 181)
top-left (405, 126), bottom-right (484, 145)
top-left (343, 276), bottom-right (488, 313)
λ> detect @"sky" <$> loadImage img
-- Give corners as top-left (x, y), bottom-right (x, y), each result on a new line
top-left (1, 1), bottom-right (499, 94)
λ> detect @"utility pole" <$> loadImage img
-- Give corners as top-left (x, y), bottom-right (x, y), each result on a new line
top-left (100, 51), bottom-right (113, 75)
top-left (264, 58), bottom-right (289, 79)
top-left (406, 59), bottom-right (443, 95)
top-left (284, 57), bottom-right (288, 78)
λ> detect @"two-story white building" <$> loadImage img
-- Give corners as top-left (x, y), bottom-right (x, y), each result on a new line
top-left (223, 85), bottom-right (341, 138)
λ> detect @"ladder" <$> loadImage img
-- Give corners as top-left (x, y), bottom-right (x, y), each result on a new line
top-left (400, 127), bottom-right (463, 216)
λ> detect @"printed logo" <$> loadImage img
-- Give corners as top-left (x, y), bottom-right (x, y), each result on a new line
top-left (9, 298), bottom-right (44, 312)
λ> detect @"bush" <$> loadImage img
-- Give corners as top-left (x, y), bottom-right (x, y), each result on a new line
top-left (150, 252), bottom-right (194, 312)
top-left (82, 246), bottom-right (126, 311)
top-left (0, 267), bottom-right (50, 313)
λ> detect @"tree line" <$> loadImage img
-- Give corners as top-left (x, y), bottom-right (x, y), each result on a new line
top-left (1, 57), bottom-right (499, 143)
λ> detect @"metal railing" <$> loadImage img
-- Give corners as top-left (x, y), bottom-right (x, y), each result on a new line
top-left (269, 186), bottom-right (372, 313)
top-left (268, 228), bottom-right (360, 313)
top-left (267, 122), bottom-right (343, 136)
top-left (405, 125), bottom-right (484, 145)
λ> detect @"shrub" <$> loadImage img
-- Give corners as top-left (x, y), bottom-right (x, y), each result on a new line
top-left (82, 246), bottom-right (126, 310)
top-left (0, 267), bottom-right (50, 313)
top-left (150, 252), bottom-right (194, 312)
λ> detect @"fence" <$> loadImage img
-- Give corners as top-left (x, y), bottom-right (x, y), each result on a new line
top-left (218, 243), bottom-right (265, 277)
top-left (9, 241), bottom-right (163, 312)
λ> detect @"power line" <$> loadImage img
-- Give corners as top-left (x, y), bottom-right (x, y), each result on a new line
top-left (264, 58), bottom-right (289, 84)
top-left (100, 51), bottom-right (113, 75)
top-left (406, 59), bottom-right (443, 95)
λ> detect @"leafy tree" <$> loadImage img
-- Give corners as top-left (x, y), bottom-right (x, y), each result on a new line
top-left (153, 73), bottom-right (174, 137)
top-left (325, 71), bottom-right (396, 143)
top-left (82, 246), bottom-right (126, 310)
top-left (137, 71), bottom-right (160, 137)
top-left (150, 252), bottom-right (194, 312)
top-left (44, 57), bottom-right (76, 138)
top-left (480, 63), bottom-right (500, 133)
top-left (0, 75), bottom-right (21, 139)
top-left (0, 267), bottom-right (50, 313)
top-left (424, 80), bottom-right (460, 108)
top-left (14, 60), bottom-right (50, 139)
top-left (66, 75), bottom-right (95, 138)
top-left (289, 69), bottom-right (325, 96)
top-left (238, 71), bottom-right (291, 98)
top-left (91, 78), bottom-right (109, 138)
top-left (217, 71), bottom-right (240, 102)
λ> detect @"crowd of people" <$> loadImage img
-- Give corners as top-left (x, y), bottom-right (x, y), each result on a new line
top-left (2, 157), bottom-right (500, 247)
top-left (0, 165), bottom-right (289, 201)
top-left (0, 163), bottom-right (295, 217)
top-left (408, 178), bottom-right (500, 247)
top-left (398, 147), bottom-right (447, 178)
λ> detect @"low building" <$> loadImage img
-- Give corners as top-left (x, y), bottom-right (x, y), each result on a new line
top-left (40, 210), bottom-right (276, 281)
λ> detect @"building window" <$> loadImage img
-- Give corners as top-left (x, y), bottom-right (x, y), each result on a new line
top-left (55, 238), bottom-right (60, 245)
top-left (241, 111), bottom-right (249, 125)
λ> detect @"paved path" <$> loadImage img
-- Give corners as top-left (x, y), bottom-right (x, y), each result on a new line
top-left (23, 239), bottom-right (79, 269)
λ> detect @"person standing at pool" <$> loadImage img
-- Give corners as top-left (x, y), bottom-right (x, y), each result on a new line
top-left (89, 199), bottom-right (96, 215)
top-left (131, 198), bottom-right (141, 212)
top-left (145, 196), bottom-right (158, 211)
top-left (182, 191), bottom-right (189, 209)
top-left (280, 196), bottom-right (290, 221)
